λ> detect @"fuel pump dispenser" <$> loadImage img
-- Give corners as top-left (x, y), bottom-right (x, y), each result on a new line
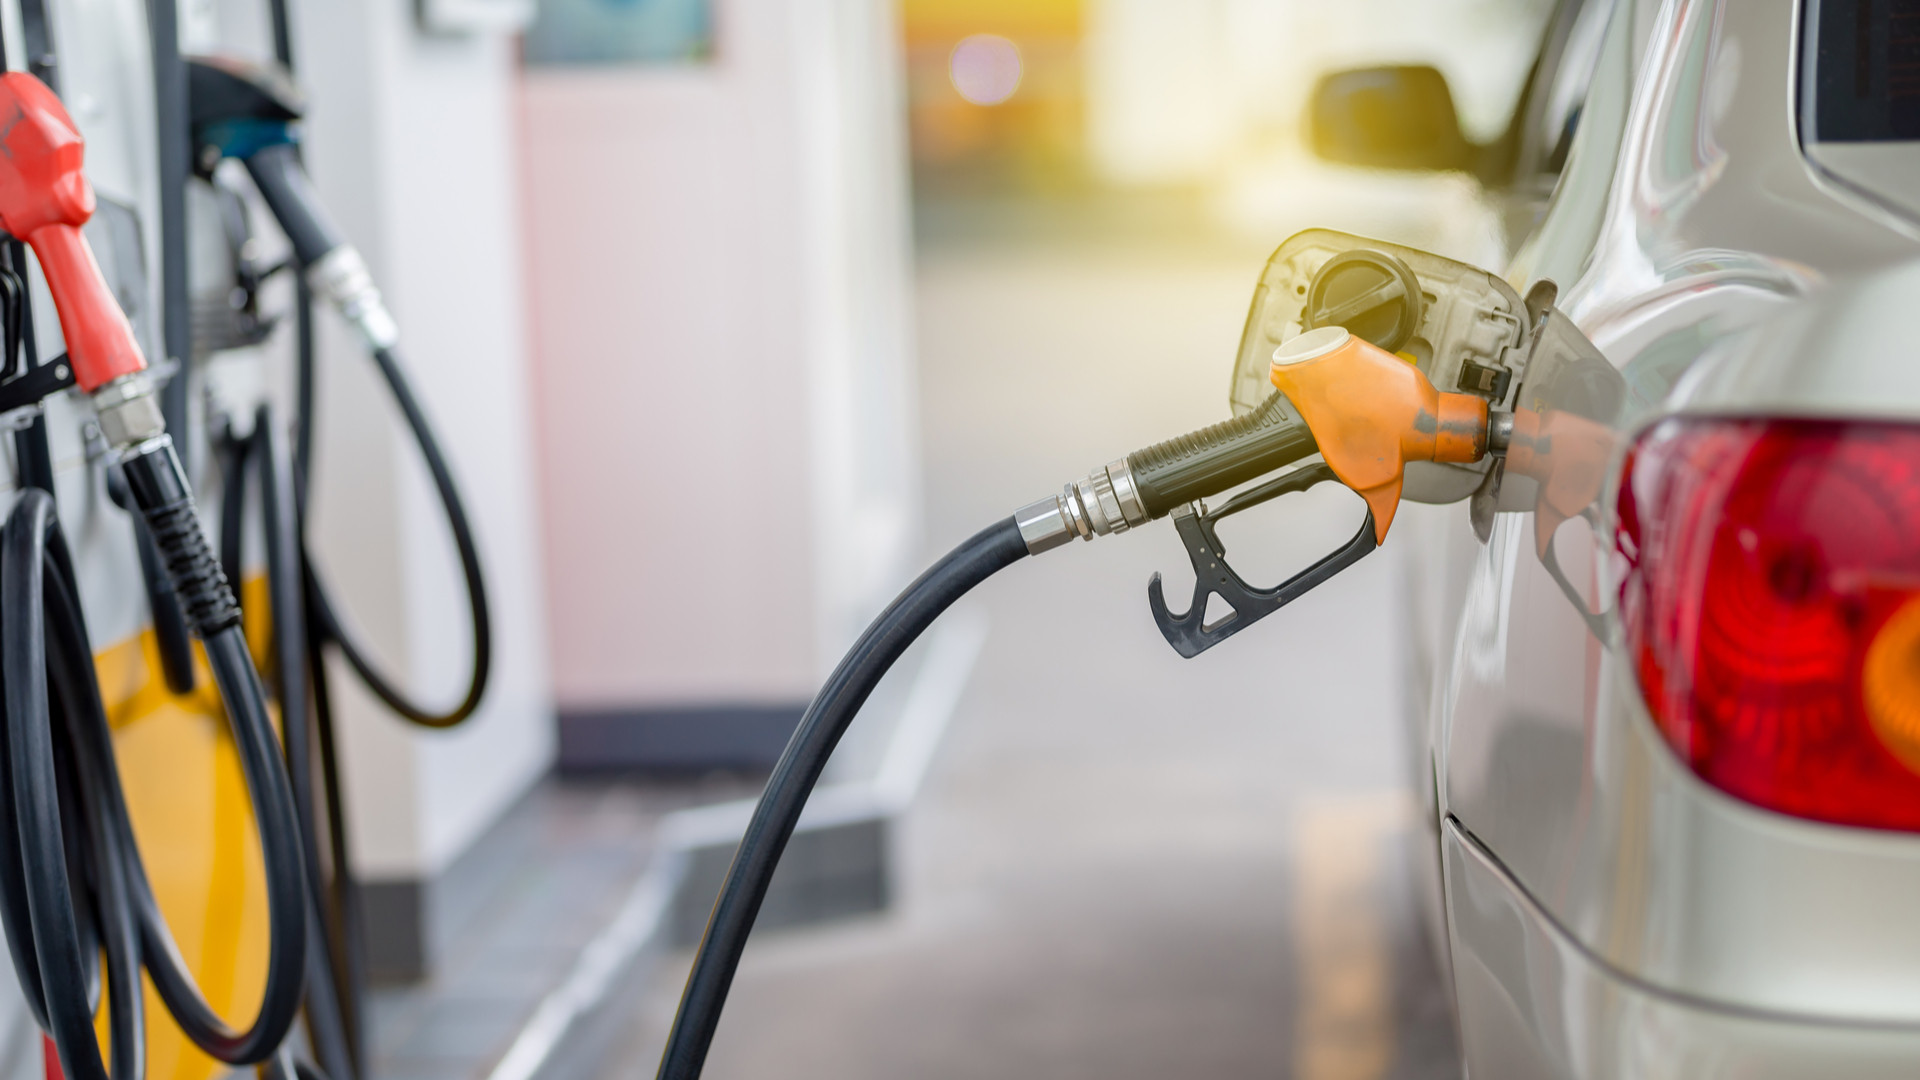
top-left (0, 0), bottom-right (499, 1072)
top-left (654, 231), bottom-right (1593, 1079)
top-left (0, 70), bottom-right (311, 1080)
top-left (183, 51), bottom-right (493, 731)
top-left (179, 32), bottom-right (499, 1080)
top-left (171, 27), bottom-right (499, 1080)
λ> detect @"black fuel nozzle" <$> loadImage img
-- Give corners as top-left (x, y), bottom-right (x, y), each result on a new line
top-left (187, 54), bottom-right (394, 351)
top-left (185, 56), bottom-right (338, 259)
top-left (1008, 389), bottom-right (1360, 658)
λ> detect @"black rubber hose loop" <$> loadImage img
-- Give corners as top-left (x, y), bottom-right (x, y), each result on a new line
top-left (656, 518), bottom-right (1030, 1080)
top-left (41, 542), bottom-right (144, 1080)
top-left (218, 406), bottom-right (361, 1080)
top-left (302, 345), bottom-right (492, 729)
top-left (0, 491), bottom-right (143, 1080)
top-left (253, 133), bottom-right (491, 730)
top-left (123, 627), bottom-right (308, 1064)
top-left (103, 440), bottom-right (311, 1063)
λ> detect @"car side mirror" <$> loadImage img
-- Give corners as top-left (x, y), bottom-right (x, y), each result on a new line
top-left (1308, 65), bottom-right (1475, 173)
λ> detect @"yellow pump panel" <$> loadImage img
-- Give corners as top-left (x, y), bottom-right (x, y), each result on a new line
top-left (87, 581), bottom-right (276, 1080)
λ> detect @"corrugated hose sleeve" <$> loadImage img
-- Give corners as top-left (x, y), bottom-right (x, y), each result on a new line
top-left (118, 439), bottom-right (241, 639)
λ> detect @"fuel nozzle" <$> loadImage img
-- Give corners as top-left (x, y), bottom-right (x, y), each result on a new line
top-left (0, 74), bottom-right (149, 402)
top-left (188, 54), bottom-right (398, 352)
top-left (1021, 326), bottom-right (1489, 554)
top-left (1017, 326), bottom-right (1490, 655)
top-left (0, 71), bottom-right (241, 638)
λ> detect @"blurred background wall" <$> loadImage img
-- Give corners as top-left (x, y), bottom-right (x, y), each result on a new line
top-left (520, 0), bottom-right (922, 773)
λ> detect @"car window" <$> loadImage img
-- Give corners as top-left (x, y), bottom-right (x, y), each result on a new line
top-left (1805, 0), bottom-right (1920, 141)
top-left (1800, 0), bottom-right (1920, 224)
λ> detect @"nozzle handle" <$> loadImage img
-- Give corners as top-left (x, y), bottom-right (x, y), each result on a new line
top-left (1127, 392), bottom-right (1318, 519)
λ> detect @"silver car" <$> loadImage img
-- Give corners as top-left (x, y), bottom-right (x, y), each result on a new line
top-left (1305, 0), bottom-right (1920, 1075)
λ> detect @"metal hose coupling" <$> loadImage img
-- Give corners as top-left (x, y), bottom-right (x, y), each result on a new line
top-left (1015, 459), bottom-right (1150, 555)
top-left (91, 370), bottom-right (168, 450)
top-left (308, 245), bottom-right (400, 352)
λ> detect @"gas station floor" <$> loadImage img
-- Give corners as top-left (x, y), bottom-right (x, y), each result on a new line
top-left (581, 231), bottom-right (1464, 1079)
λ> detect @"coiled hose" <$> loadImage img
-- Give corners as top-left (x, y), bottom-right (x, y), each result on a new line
top-left (0, 477), bottom-right (310, 1078)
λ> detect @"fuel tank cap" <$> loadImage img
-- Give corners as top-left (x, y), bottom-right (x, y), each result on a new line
top-left (1302, 249), bottom-right (1424, 355)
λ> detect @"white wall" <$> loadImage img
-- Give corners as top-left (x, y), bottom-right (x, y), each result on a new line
top-left (285, 0), bottom-right (555, 881)
top-left (521, 0), bottom-right (920, 713)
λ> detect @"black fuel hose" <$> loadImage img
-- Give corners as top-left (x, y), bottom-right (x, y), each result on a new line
top-left (256, 4), bottom-right (372, 1067)
top-left (0, 480), bottom-right (309, 1077)
top-left (240, 145), bottom-right (491, 728)
top-left (0, 491), bottom-right (143, 1080)
top-left (656, 518), bottom-right (1029, 1080)
top-left (216, 408), bottom-right (362, 1080)
top-left (113, 439), bottom-right (311, 1064)
top-left (657, 395), bottom-right (1329, 1078)
top-left (103, 467), bottom-right (198, 695)
top-left (303, 344), bottom-right (492, 729)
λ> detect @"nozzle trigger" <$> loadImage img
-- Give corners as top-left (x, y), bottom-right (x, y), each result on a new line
top-left (1147, 462), bottom-right (1376, 658)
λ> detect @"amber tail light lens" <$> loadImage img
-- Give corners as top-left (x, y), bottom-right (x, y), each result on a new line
top-left (1616, 418), bottom-right (1920, 830)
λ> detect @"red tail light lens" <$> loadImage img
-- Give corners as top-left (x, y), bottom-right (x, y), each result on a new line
top-left (1616, 417), bottom-right (1920, 830)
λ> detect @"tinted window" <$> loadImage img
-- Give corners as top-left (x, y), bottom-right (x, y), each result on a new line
top-left (1809, 0), bottom-right (1920, 141)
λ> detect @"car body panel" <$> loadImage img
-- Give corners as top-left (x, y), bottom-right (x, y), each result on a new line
top-left (1446, 815), bottom-right (1920, 1079)
top-left (1399, 0), bottom-right (1920, 1063)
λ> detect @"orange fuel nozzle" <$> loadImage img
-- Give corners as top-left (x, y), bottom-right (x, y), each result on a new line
top-left (1268, 327), bottom-right (1488, 542)
top-left (1503, 407), bottom-right (1617, 559)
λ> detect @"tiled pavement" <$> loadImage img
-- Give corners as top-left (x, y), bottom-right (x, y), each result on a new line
top-left (366, 775), bottom-right (756, 1080)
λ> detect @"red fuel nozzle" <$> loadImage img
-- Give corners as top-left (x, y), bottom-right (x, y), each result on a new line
top-left (0, 72), bottom-right (145, 394)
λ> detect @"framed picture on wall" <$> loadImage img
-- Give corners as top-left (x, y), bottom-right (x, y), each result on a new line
top-left (522, 0), bottom-right (715, 66)
top-left (418, 0), bottom-right (535, 33)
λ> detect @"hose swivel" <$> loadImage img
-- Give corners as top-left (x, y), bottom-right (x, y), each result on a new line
top-left (1015, 459), bottom-right (1150, 555)
top-left (91, 371), bottom-right (167, 451)
top-left (309, 245), bottom-right (400, 351)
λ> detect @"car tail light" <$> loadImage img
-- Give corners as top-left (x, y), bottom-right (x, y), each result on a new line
top-left (1616, 417), bottom-right (1920, 830)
